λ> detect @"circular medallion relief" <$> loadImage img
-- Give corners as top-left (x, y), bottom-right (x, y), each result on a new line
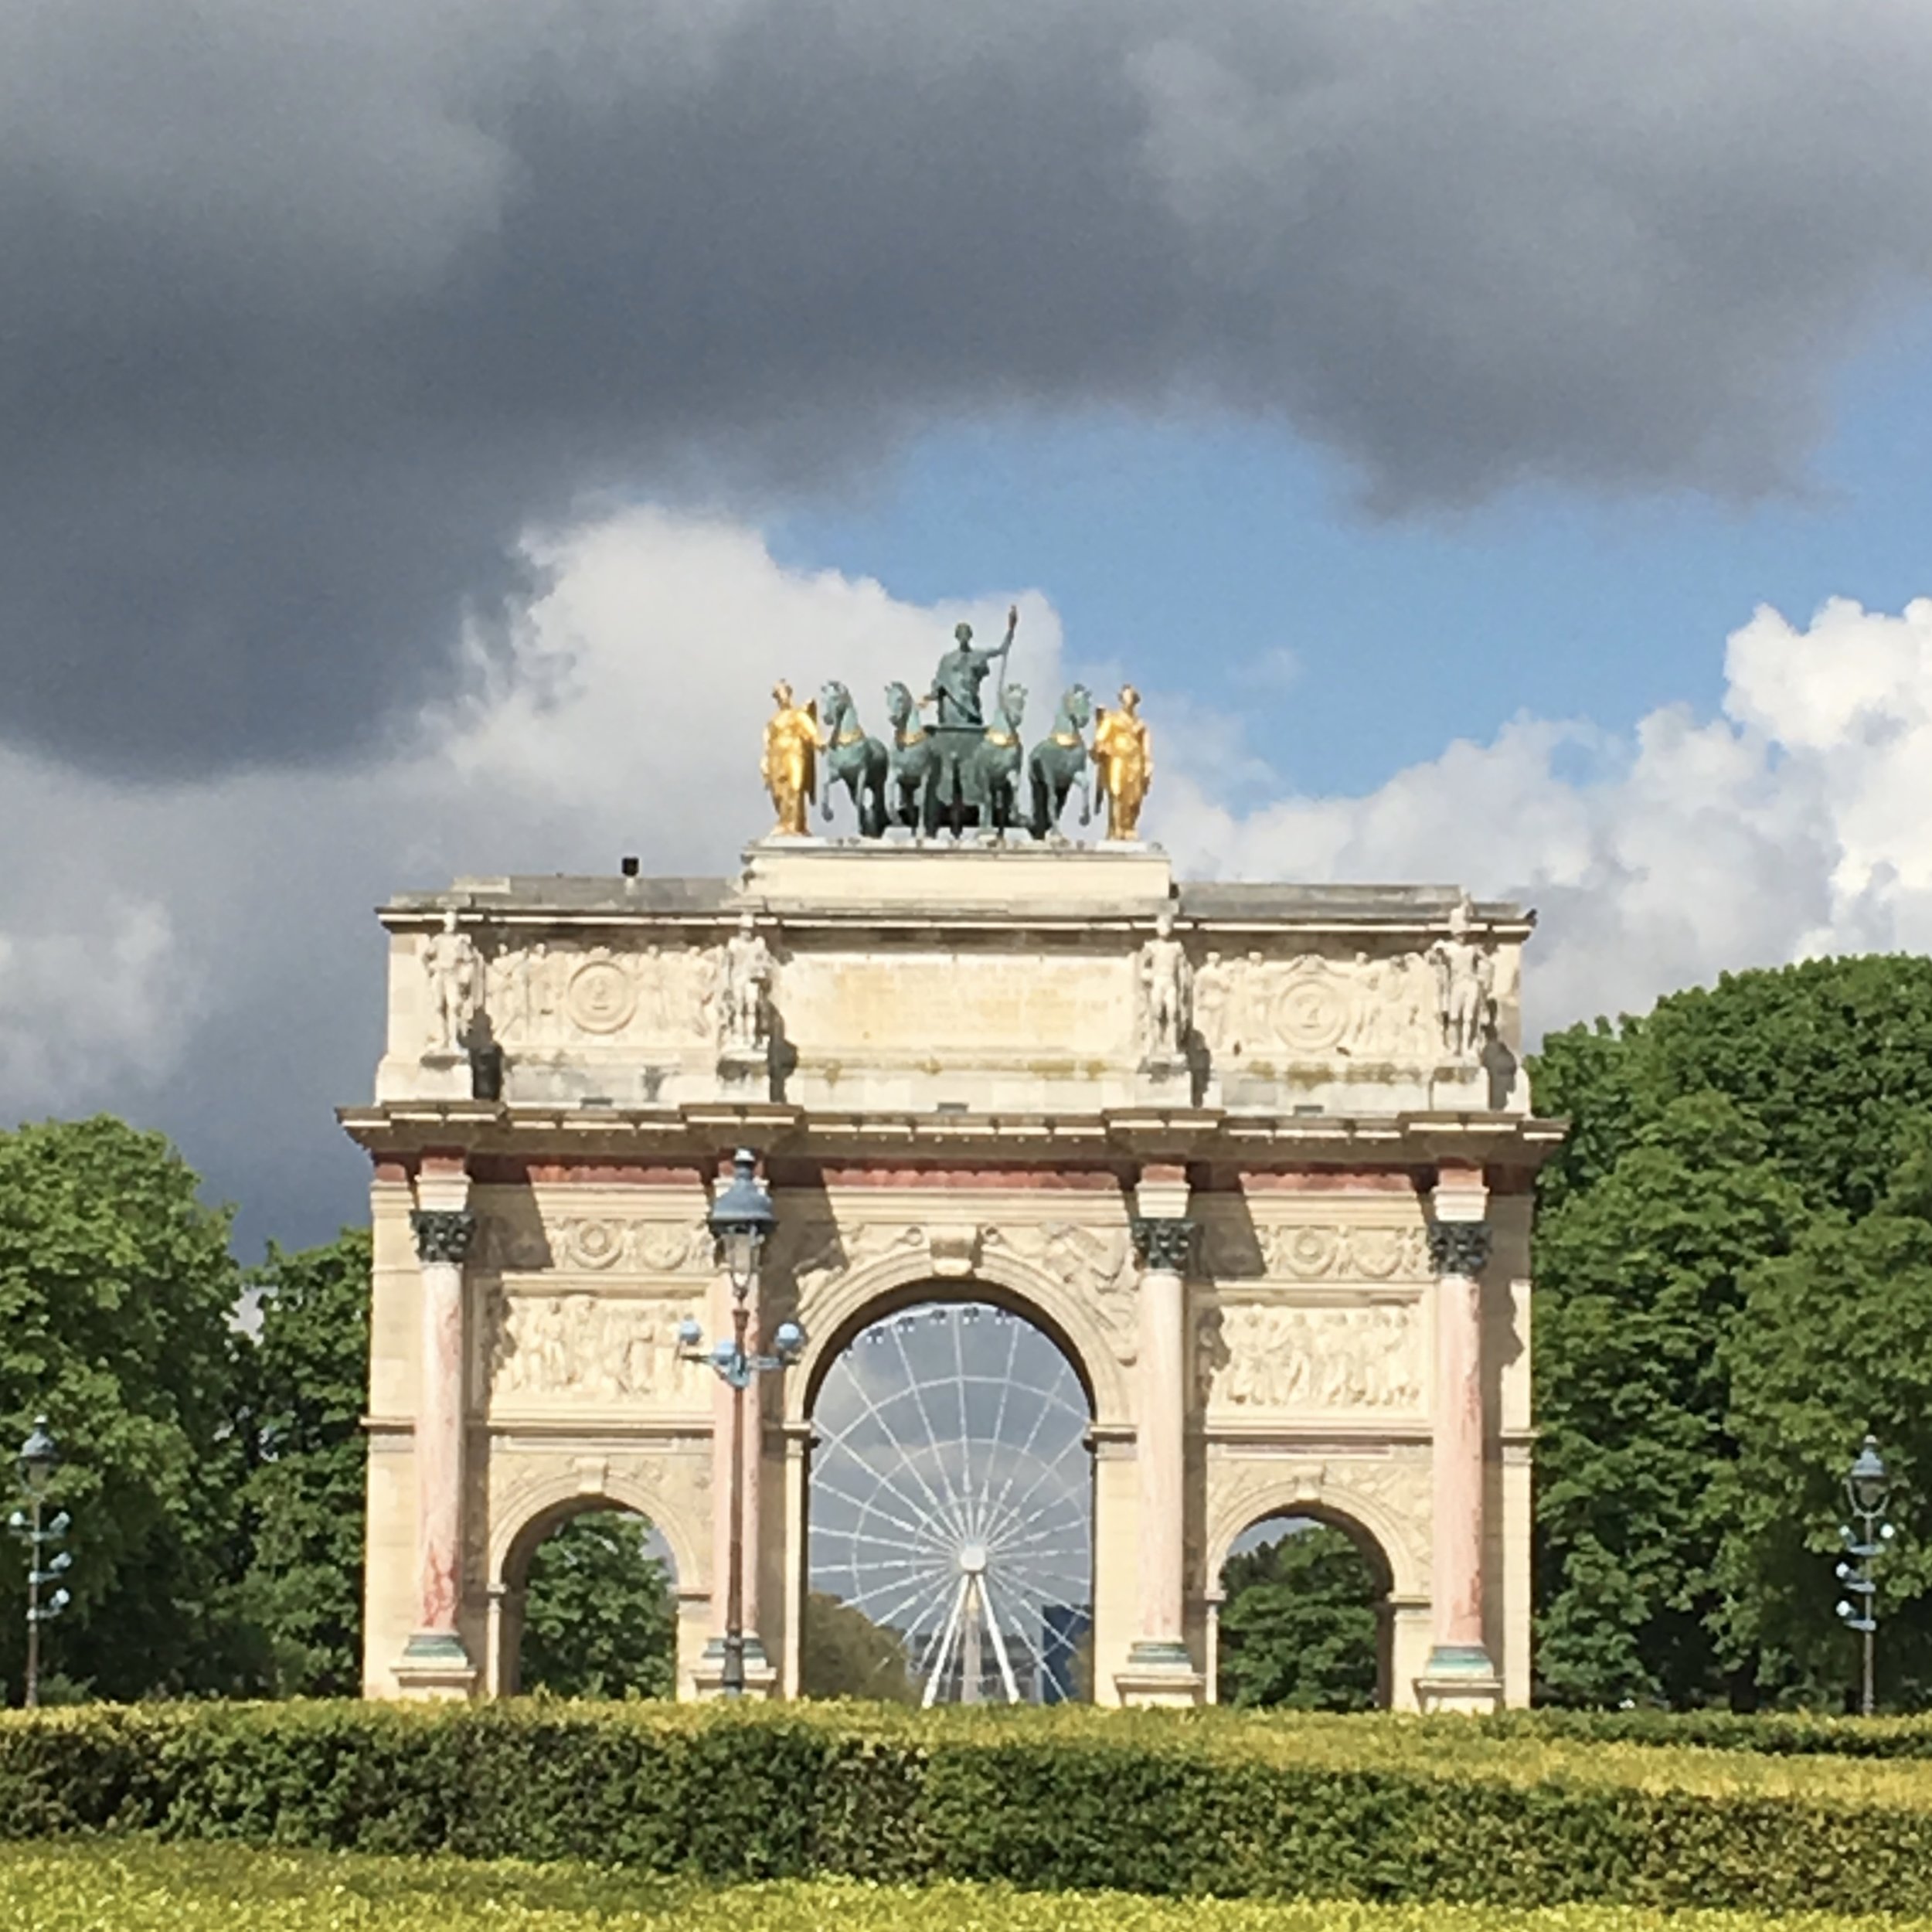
top-left (563, 1217), bottom-right (627, 1270)
top-left (1273, 975), bottom-right (1351, 1055)
top-left (1277, 1226), bottom-right (1342, 1278)
top-left (566, 957), bottom-right (637, 1034)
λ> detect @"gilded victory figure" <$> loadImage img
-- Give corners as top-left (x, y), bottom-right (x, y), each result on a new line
top-left (1093, 684), bottom-right (1153, 841)
top-left (762, 681), bottom-right (821, 837)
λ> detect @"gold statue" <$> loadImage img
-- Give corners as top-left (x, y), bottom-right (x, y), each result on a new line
top-left (762, 681), bottom-right (821, 837)
top-left (1092, 684), bottom-right (1151, 841)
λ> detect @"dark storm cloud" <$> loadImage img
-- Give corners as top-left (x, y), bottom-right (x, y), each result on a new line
top-left (7, 0), bottom-right (1932, 772)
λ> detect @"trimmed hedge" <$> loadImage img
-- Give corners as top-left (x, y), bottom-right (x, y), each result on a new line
top-left (0, 1841), bottom-right (1918, 1932)
top-left (4, 1701), bottom-right (1932, 1910)
top-left (1483, 1705), bottom-right (1932, 1759)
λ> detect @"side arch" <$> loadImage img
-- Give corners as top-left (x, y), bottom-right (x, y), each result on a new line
top-left (783, 1243), bottom-right (1131, 1427)
top-left (486, 1462), bottom-right (703, 1595)
top-left (1205, 1461), bottom-right (1428, 1603)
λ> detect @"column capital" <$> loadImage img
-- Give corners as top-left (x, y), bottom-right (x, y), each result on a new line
top-left (1130, 1215), bottom-right (1198, 1276)
top-left (410, 1208), bottom-right (477, 1266)
top-left (1427, 1219), bottom-right (1492, 1280)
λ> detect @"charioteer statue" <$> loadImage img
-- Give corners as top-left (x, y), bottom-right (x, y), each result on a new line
top-left (776, 604), bottom-right (1155, 845)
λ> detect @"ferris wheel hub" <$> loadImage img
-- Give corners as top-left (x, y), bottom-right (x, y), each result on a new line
top-left (958, 1540), bottom-right (988, 1575)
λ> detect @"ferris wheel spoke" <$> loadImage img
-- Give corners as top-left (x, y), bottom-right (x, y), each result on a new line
top-left (822, 1365), bottom-right (967, 1542)
top-left (847, 1561), bottom-right (958, 1647)
top-left (816, 1474), bottom-right (959, 1557)
top-left (984, 1464), bottom-right (1086, 1554)
top-left (889, 1317), bottom-right (974, 1542)
top-left (975, 1369), bottom-right (1080, 1539)
top-left (967, 1315), bottom-right (1025, 1543)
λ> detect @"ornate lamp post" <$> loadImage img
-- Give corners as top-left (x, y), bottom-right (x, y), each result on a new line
top-left (1835, 1434), bottom-right (1896, 1718)
top-left (9, 1418), bottom-right (72, 1709)
top-left (681, 1151), bottom-right (804, 1698)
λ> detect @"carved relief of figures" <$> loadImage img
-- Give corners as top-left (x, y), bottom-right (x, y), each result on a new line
top-left (984, 1220), bottom-right (1138, 1362)
top-left (717, 914), bottom-right (774, 1056)
top-left (422, 910), bottom-right (481, 1053)
top-left (1206, 1303), bottom-right (1423, 1412)
top-left (1189, 949), bottom-right (1441, 1064)
top-left (479, 943), bottom-right (714, 1050)
top-left (1138, 908), bottom-right (1192, 1063)
top-left (1430, 895), bottom-right (1495, 1060)
top-left (489, 1292), bottom-right (702, 1403)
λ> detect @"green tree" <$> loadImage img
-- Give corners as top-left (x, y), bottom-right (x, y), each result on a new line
top-left (0, 1117), bottom-right (257, 1703)
top-left (241, 1230), bottom-right (371, 1696)
top-left (800, 1590), bottom-right (916, 1702)
top-left (1716, 1134), bottom-right (1932, 1707)
top-left (520, 1510), bottom-right (676, 1699)
top-left (1216, 1523), bottom-right (1380, 1710)
top-left (1531, 955), bottom-right (1932, 1707)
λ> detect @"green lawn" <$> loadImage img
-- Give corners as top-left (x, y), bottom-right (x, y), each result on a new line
top-left (0, 1844), bottom-right (1918, 1932)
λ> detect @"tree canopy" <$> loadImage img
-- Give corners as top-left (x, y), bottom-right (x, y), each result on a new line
top-left (519, 1509), bottom-right (678, 1699)
top-left (241, 1230), bottom-right (372, 1696)
top-left (0, 1117), bottom-right (256, 1702)
top-left (1532, 955), bottom-right (1932, 1709)
top-left (1216, 1522), bottom-right (1381, 1710)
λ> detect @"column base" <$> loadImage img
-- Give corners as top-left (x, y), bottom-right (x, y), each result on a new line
top-left (692, 1636), bottom-right (779, 1701)
top-left (1114, 1640), bottom-right (1206, 1708)
top-left (1414, 1643), bottom-right (1503, 1716)
top-left (393, 1631), bottom-right (479, 1700)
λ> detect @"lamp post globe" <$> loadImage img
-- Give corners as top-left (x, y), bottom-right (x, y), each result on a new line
top-left (15, 1417), bottom-right (57, 1500)
top-left (1849, 1436), bottom-right (1890, 1516)
top-left (708, 1148), bottom-right (776, 1293)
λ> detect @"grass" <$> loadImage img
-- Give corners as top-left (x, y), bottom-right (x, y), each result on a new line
top-left (0, 1843), bottom-right (1923, 1932)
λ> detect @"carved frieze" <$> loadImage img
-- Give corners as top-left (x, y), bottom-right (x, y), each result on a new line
top-left (1198, 1302), bottom-right (1424, 1413)
top-left (1201, 1218), bottom-right (1432, 1284)
top-left (478, 1287), bottom-right (706, 1405)
top-left (1192, 951), bottom-right (1439, 1064)
top-left (470, 1212), bottom-right (713, 1277)
top-left (984, 1220), bottom-right (1138, 1363)
top-left (479, 941), bottom-right (716, 1050)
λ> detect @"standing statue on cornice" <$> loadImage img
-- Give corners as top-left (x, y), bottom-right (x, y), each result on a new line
top-left (927, 605), bottom-right (1019, 726)
top-left (762, 681), bottom-right (821, 838)
top-left (1093, 685), bottom-right (1152, 842)
top-left (719, 913), bottom-right (774, 1056)
top-left (1430, 894), bottom-right (1495, 1060)
top-left (422, 909), bottom-right (481, 1056)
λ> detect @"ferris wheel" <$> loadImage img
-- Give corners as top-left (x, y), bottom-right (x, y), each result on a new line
top-left (809, 1301), bottom-right (1094, 1703)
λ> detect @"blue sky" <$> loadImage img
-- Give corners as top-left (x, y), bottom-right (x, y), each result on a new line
top-left (775, 317), bottom-right (1932, 800)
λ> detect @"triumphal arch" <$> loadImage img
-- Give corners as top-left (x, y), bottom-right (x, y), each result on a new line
top-left (343, 634), bottom-right (1560, 1711)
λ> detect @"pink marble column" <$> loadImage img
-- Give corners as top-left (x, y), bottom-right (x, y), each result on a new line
top-left (1423, 1185), bottom-right (1497, 1690)
top-left (405, 1203), bottom-right (474, 1674)
top-left (1123, 1213), bottom-right (1201, 1692)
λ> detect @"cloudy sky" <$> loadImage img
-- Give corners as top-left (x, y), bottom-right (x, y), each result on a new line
top-left (11, 0), bottom-right (1932, 1250)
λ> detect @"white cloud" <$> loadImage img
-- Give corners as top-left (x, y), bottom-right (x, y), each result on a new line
top-left (1159, 597), bottom-right (1932, 1034)
top-left (0, 506), bottom-right (1926, 1243)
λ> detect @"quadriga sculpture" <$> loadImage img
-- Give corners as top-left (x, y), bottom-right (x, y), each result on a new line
top-left (885, 679), bottom-right (940, 834)
top-left (965, 682), bottom-right (1028, 833)
top-left (817, 680), bottom-right (889, 838)
top-left (1027, 683), bottom-right (1093, 839)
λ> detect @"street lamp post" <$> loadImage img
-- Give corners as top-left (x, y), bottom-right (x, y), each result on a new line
top-left (1835, 1434), bottom-right (1896, 1719)
top-left (682, 1150), bottom-right (804, 1699)
top-left (9, 1418), bottom-right (72, 1709)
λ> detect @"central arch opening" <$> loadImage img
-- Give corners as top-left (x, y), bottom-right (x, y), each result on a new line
top-left (805, 1297), bottom-right (1094, 1703)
